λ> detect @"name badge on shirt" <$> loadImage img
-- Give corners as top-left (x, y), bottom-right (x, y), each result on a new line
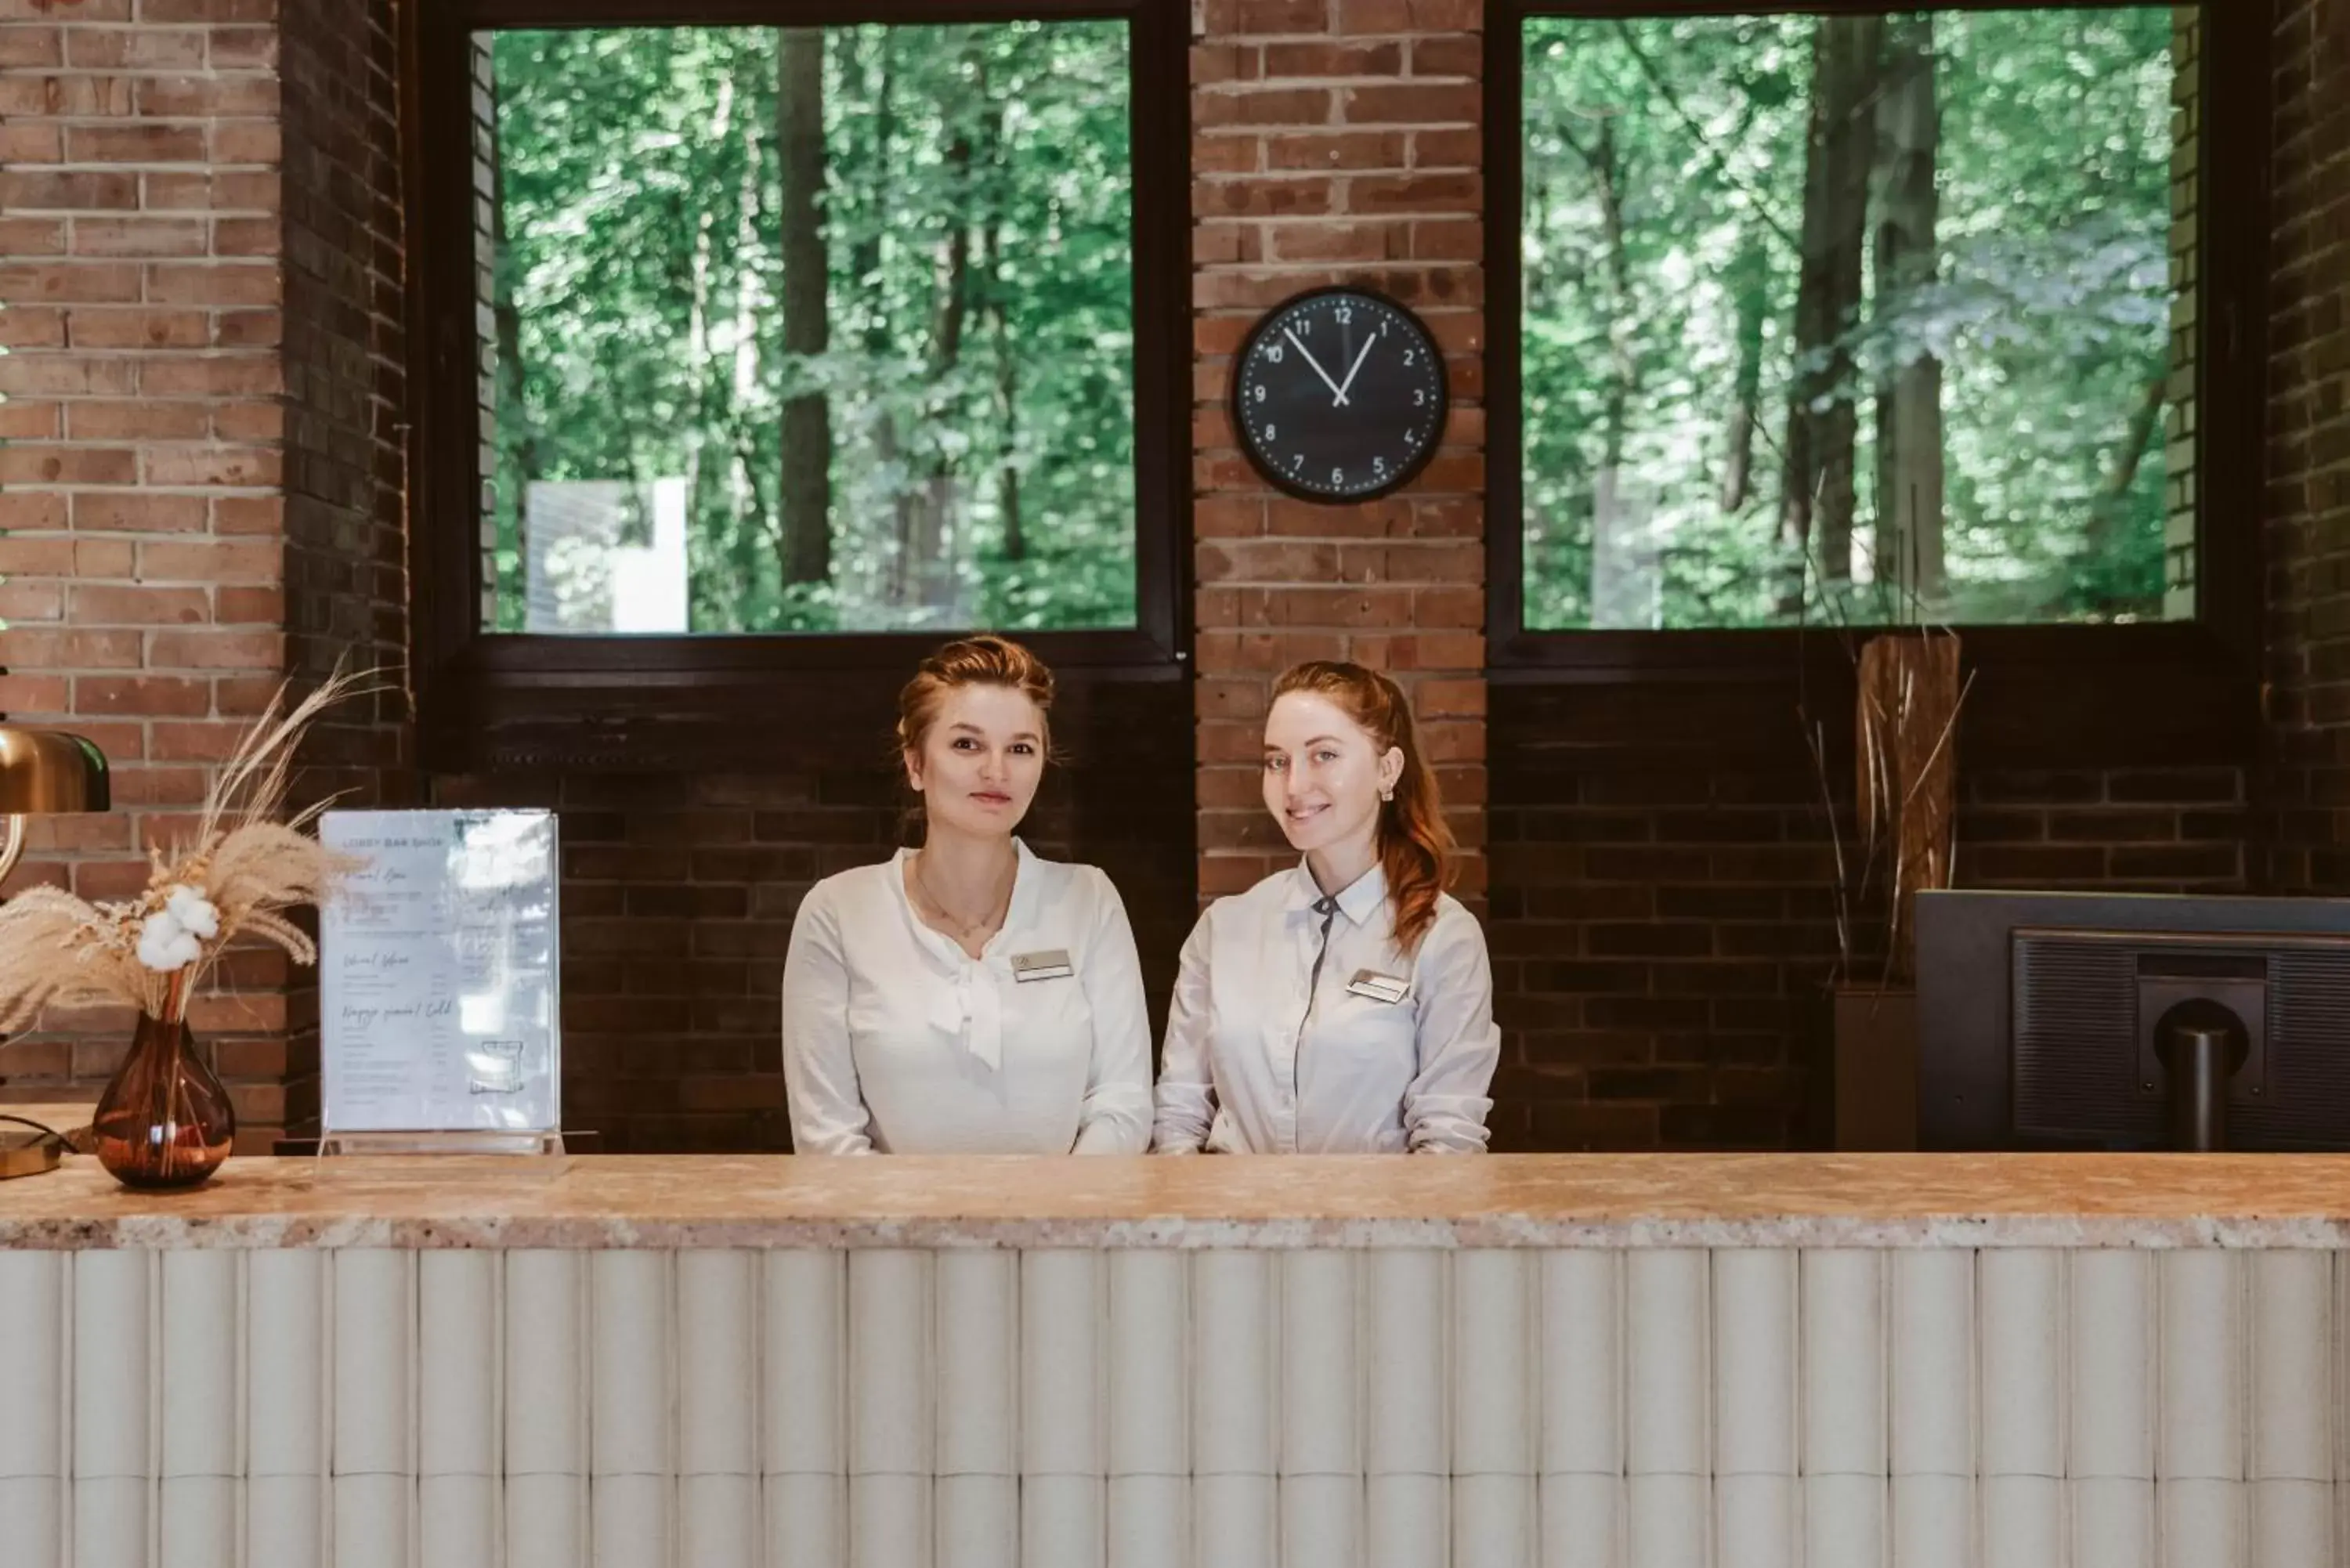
top-left (1011, 949), bottom-right (1074, 982)
top-left (1347, 969), bottom-right (1411, 1005)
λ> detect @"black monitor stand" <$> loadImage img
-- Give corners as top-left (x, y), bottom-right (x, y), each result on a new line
top-left (2153, 1000), bottom-right (2249, 1152)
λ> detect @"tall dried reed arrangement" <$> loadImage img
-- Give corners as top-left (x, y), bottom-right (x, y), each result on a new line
top-left (0, 669), bottom-right (374, 1030)
top-left (1853, 628), bottom-right (1968, 981)
top-left (1795, 518), bottom-right (1973, 989)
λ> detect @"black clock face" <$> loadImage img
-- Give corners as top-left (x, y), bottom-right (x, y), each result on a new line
top-left (1232, 287), bottom-right (1448, 502)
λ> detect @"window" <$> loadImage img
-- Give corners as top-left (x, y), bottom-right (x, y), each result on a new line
top-left (410, 0), bottom-right (1185, 765)
top-left (477, 21), bottom-right (1138, 636)
top-left (1496, 4), bottom-right (2250, 639)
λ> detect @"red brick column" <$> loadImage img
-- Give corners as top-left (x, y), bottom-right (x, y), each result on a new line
top-left (0, 0), bottom-right (300, 1143)
top-left (1191, 0), bottom-right (1488, 903)
top-left (0, 0), bottom-right (410, 1145)
top-left (2262, 0), bottom-right (2350, 891)
top-left (277, 0), bottom-right (410, 1133)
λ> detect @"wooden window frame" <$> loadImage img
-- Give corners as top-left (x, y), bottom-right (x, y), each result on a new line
top-left (1484, 0), bottom-right (2271, 768)
top-left (404, 0), bottom-right (1191, 772)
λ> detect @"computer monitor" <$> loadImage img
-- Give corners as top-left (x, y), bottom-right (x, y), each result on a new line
top-left (1915, 889), bottom-right (2350, 1151)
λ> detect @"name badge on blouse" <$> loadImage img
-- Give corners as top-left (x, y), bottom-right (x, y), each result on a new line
top-left (1347, 969), bottom-right (1411, 1005)
top-left (1011, 949), bottom-right (1074, 982)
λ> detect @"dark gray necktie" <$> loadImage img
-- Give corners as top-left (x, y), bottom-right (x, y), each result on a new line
top-left (1293, 894), bottom-right (1342, 1118)
top-left (1306, 894), bottom-right (1340, 1000)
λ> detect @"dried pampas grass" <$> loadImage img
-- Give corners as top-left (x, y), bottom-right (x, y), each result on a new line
top-left (0, 668), bottom-right (378, 1031)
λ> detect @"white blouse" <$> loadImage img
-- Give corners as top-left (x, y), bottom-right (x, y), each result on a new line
top-left (1152, 862), bottom-right (1499, 1154)
top-left (782, 841), bottom-right (1152, 1154)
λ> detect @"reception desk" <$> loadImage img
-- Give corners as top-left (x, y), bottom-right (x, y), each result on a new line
top-left (2, 1154), bottom-right (2345, 1568)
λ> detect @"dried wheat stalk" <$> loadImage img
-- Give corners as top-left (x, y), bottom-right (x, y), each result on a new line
top-left (0, 668), bottom-right (377, 1031)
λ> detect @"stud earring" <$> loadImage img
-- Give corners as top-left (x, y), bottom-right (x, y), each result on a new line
top-left (1379, 786), bottom-right (1394, 802)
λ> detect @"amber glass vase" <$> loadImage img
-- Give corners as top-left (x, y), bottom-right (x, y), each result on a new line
top-left (91, 1009), bottom-right (235, 1189)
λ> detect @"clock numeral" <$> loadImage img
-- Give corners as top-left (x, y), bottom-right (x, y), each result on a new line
top-left (1253, 384), bottom-right (1267, 403)
top-left (1331, 467), bottom-right (1343, 486)
top-left (1290, 453), bottom-right (1303, 471)
top-left (1379, 318), bottom-right (1389, 336)
top-left (1264, 423), bottom-right (1275, 441)
top-left (1413, 388), bottom-right (1425, 406)
top-left (1335, 305), bottom-right (1353, 324)
top-left (1374, 455), bottom-right (1386, 476)
top-left (1295, 317), bottom-right (1311, 334)
top-left (1267, 345), bottom-right (1284, 364)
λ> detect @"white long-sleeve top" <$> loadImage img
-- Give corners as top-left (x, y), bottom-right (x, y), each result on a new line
top-left (782, 840), bottom-right (1152, 1154)
top-left (1152, 862), bottom-right (1499, 1154)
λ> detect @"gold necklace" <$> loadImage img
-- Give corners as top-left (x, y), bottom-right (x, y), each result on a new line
top-left (913, 849), bottom-right (1013, 939)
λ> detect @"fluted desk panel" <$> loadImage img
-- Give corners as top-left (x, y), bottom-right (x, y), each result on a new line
top-left (3, 1153), bottom-right (2348, 1568)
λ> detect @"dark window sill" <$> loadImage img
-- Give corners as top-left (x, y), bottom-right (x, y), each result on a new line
top-left (1486, 621), bottom-right (2258, 771)
top-left (455, 627), bottom-right (1180, 677)
top-left (418, 631), bottom-right (1187, 774)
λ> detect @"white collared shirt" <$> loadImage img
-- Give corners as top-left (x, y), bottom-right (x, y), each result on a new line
top-left (1152, 862), bottom-right (1499, 1154)
top-left (782, 840), bottom-right (1152, 1154)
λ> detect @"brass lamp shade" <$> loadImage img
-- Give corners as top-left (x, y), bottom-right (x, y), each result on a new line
top-left (0, 725), bottom-right (110, 889)
top-left (0, 727), bottom-right (108, 814)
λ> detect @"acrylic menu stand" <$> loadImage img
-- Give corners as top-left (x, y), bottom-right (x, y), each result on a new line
top-left (316, 809), bottom-right (565, 1162)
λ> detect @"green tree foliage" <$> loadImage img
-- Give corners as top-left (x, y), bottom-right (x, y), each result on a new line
top-left (1520, 8), bottom-right (2178, 630)
top-left (484, 21), bottom-right (1137, 634)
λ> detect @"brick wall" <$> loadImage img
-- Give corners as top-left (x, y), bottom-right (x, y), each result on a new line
top-left (2263, 0), bottom-right (2350, 894)
top-left (277, 0), bottom-right (411, 1133)
top-left (1474, 10), bottom-right (2322, 1150)
top-left (0, 0), bottom-right (300, 1148)
top-left (2, 1), bottom-right (2335, 1156)
top-left (432, 681), bottom-right (1195, 1152)
top-left (1487, 683), bottom-right (2251, 1151)
top-left (2164, 8), bottom-right (2201, 620)
top-left (0, 0), bottom-right (1196, 1154)
top-left (1180, 7), bottom-right (2283, 1153)
top-left (1190, 0), bottom-right (1488, 903)
top-left (1478, 8), bottom-right (2339, 1151)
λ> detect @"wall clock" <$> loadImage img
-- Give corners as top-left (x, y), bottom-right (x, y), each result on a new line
top-left (1230, 285), bottom-right (1449, 504)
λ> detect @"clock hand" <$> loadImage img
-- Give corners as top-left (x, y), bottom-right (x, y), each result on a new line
top-left (1333, 334), bottom-right (1378, 404)
top-left (1283, 328), bottom-right (1350, 406)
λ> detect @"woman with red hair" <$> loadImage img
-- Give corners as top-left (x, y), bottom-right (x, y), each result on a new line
top-left (1152, 661), bottom-right (1499, 1154)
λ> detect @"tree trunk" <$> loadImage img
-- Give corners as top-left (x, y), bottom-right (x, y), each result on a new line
top-left (982, 85), bottom-right (1022, 563)
top-left (1778, 16), bottom-right (1882, 616)
top-left (892, 49), bottom-right (978, 617)
top-left (486, 80), bottom-right (537, 598)
top-left (2080, 370), bottom-right (2167, 613)
top-left (1584, 118), bottom-right (1654, 627)
top-left (680, 70), bottom-right (739, 618)
top-left (717, 89), bottom-right (768, 624)
top-left (1719, 233), bottom-right (1769, 514)
top-left (985, 227), bottom-right (1022, 563)
top-left (915, 145), bottom-right (972, 614)
top-left (777, 28), bottom-right (830, 587)
top-left (851, 34), bottom-right (909, 615)
top-left (1871, 13), bottom-right (1943, 615)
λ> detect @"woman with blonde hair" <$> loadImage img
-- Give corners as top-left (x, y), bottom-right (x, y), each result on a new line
top-left (1153, 660), bottom-right (1499, 1154)
top-left (783, 634), bottom-right (1152, 1153)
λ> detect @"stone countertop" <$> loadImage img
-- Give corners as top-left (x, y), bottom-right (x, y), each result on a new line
top-left (6, 1153), bottom-right (2350, 1250)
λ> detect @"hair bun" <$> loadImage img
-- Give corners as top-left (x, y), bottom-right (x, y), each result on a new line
top-left (896, 634), bottom-right (1058, 755)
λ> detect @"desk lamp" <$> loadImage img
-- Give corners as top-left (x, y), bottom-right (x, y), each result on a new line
top-left (0, 724), bottom-right (110, 1177)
